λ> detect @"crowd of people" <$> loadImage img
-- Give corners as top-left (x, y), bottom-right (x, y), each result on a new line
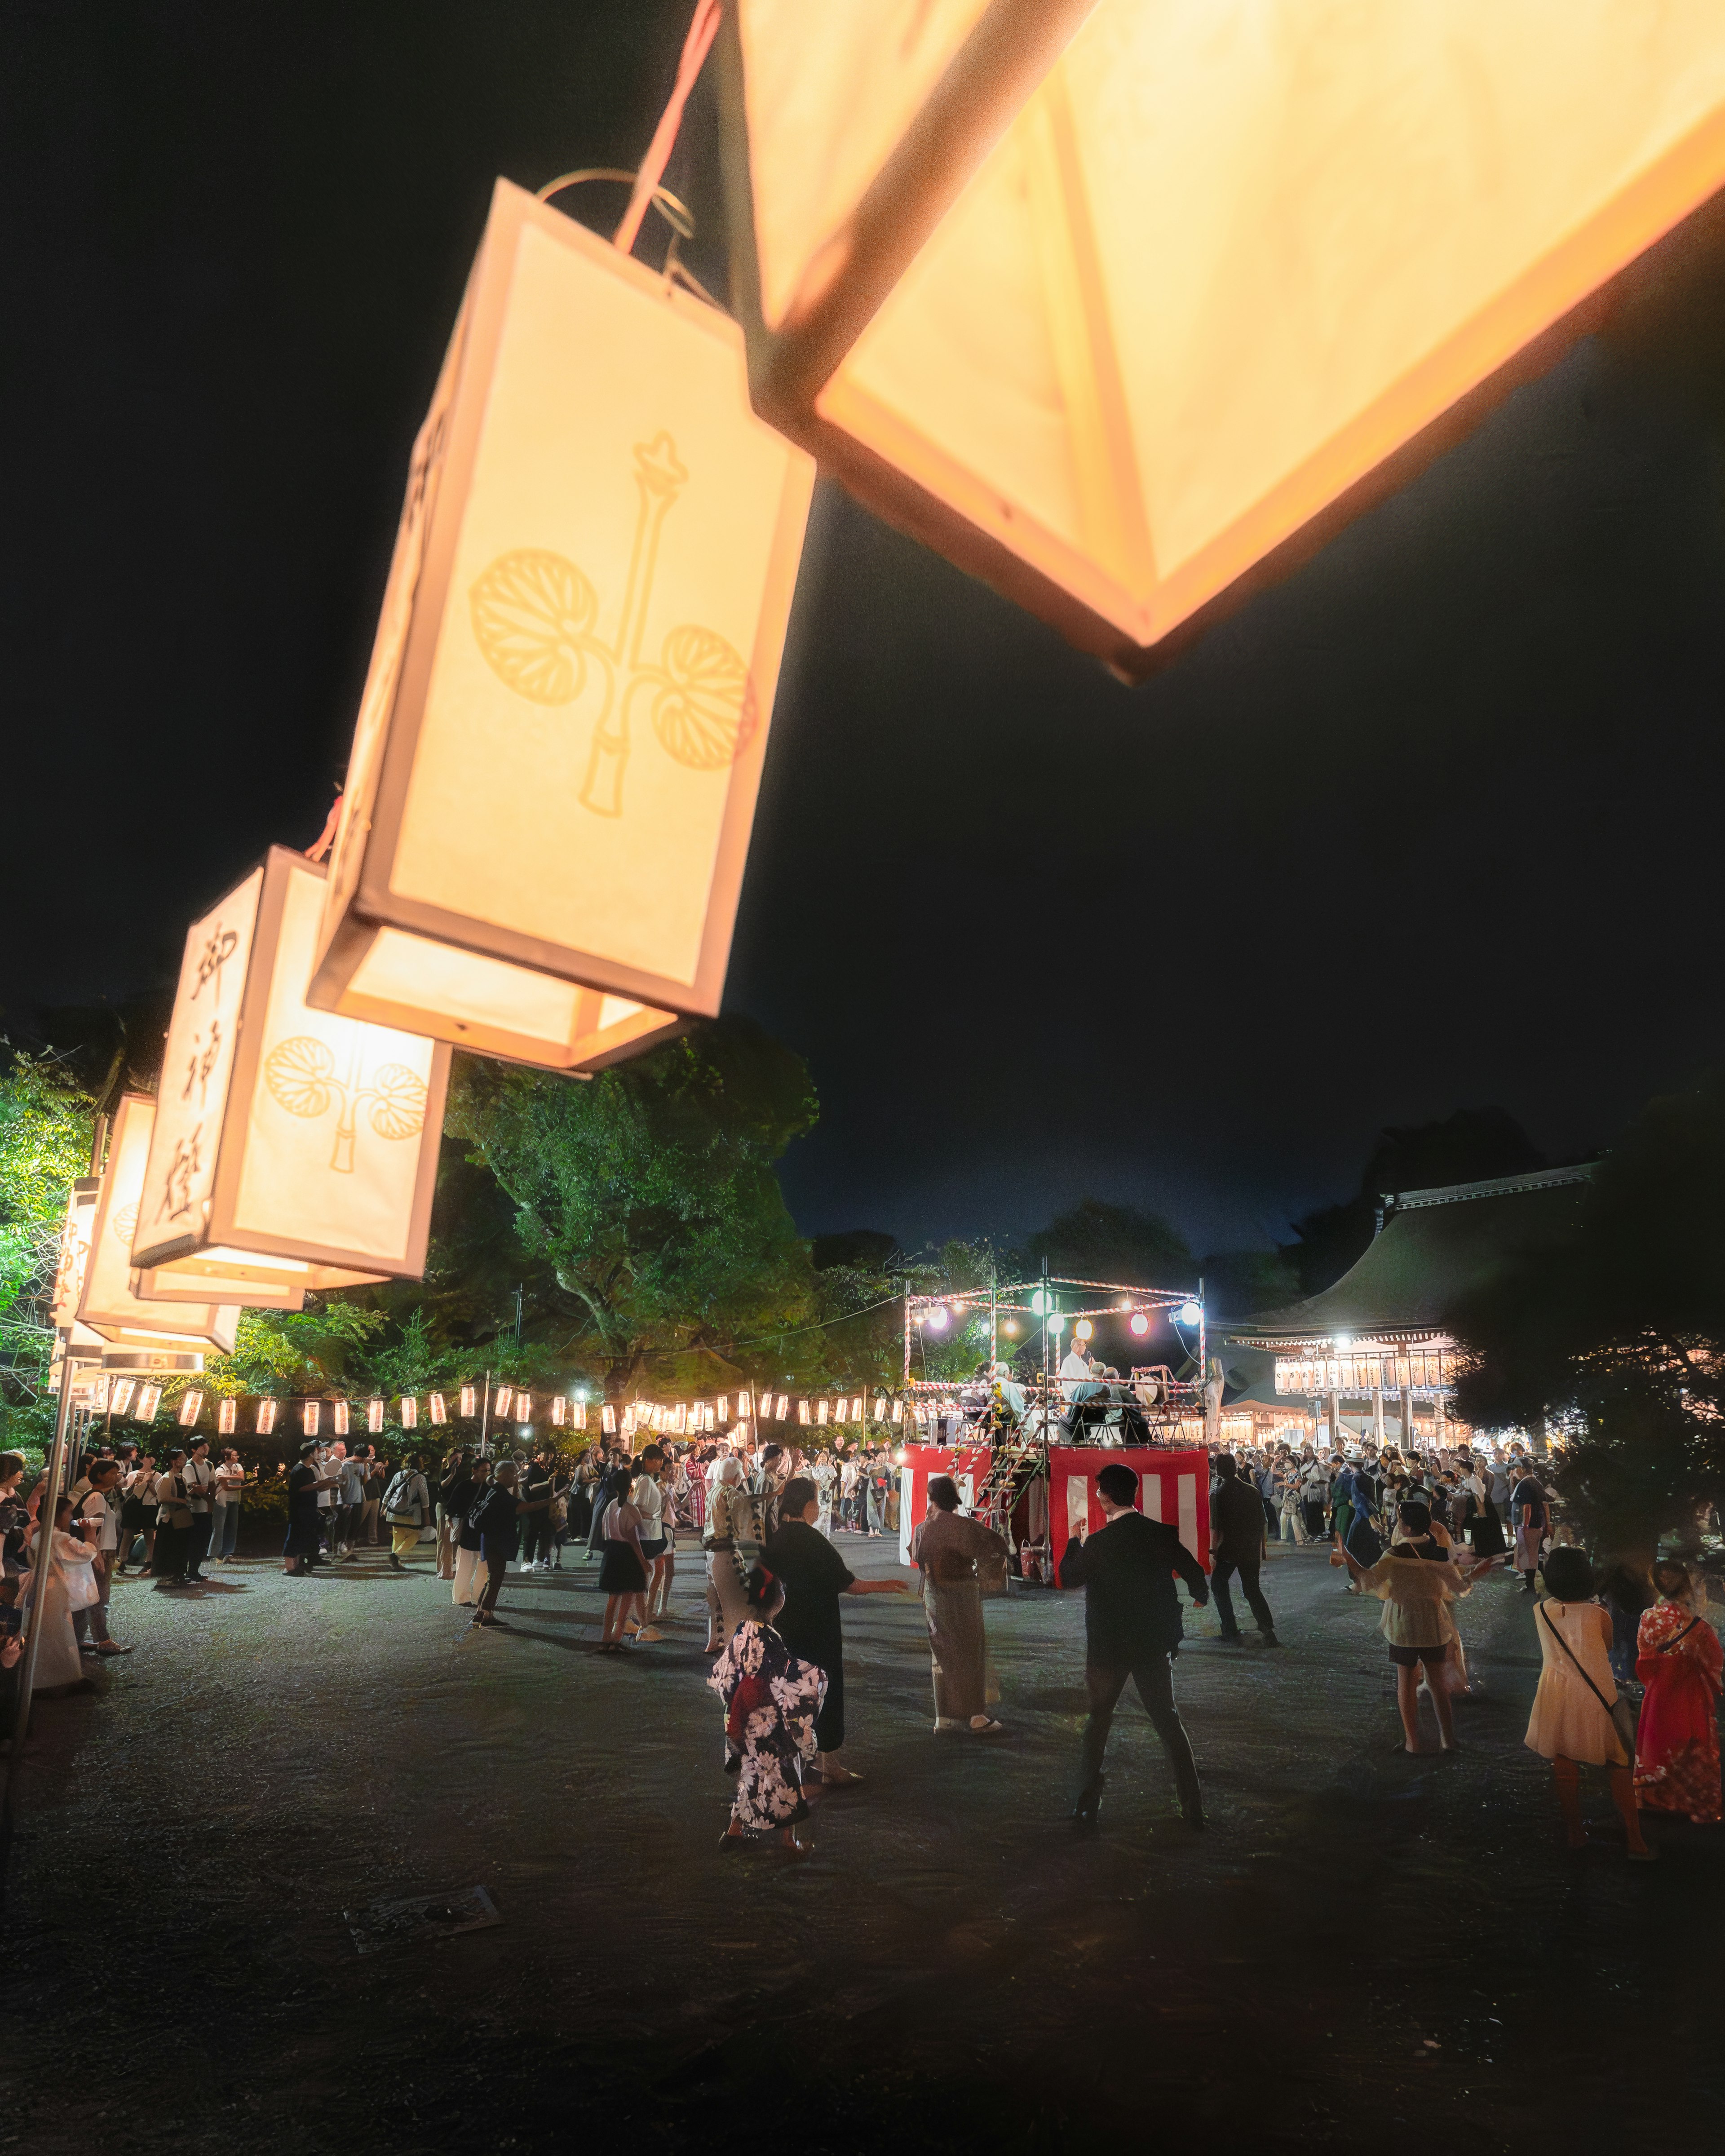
top-left (0, 1414), bottom-right (1717, 1870)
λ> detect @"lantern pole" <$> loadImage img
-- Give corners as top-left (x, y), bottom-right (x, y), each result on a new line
top-left (0, 1329), bottom-right (82, 1837)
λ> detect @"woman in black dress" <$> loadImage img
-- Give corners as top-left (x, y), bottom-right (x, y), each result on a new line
top-left (597, 1466), bottom-right (650, 1650)
top-left (282, 1441), bottom-right (332, 1576)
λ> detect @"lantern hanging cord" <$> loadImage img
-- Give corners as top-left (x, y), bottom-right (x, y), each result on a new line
top-left (536, 167), bottom-right (694, 240)
top-left (611, 0), bottom-right (721, 257)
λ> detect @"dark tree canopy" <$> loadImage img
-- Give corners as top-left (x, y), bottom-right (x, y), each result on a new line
top-left (1025, 1199), bottom-right (1194, 1289)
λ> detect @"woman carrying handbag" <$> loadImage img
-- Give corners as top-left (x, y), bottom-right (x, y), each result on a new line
top-left (1525, 1546), bottom-right (1653, 1860)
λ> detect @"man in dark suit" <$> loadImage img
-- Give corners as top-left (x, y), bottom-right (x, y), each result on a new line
top-left (1210, 1452), bottom-right (1280, 1646)
top-left (1059, 1462), bottom-right (1211, 1831)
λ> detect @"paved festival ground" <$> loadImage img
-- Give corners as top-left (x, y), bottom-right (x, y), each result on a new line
top-left (3, 1528), bottom-right (1721, 2153)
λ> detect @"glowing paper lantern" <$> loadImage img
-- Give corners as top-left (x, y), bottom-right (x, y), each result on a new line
top-left (816, 1399), bottom-right (829, 1426)
top-left (77, 1097), bottom-right (238, 1355)
top-left (302, 1401), bottom-right (321, 1437)
top-left (177, 1390), bottom-right (204, 1428)
top-left (551, 1395), bottom-right (567, 1428)
top-left (1075, 1320), bottom-right (1093, 1342)
top-left (135, 1383), bottom-right (163, 1423)
top-left (367, 1398), bottom-right (385, 1435)
top-left (132, 850), bottom-right (450, 1311)
top-left (573, 1402), bottom-right (587, 1430)
top-left (400, 1398), bottom-right (418, 1430)
top-left (218, 1397), bottom-right (237, 1435)
top-left (798, 1399), bottom-right (811, 1427)
top-left (332, 1400), bottom-right (349, 1437)
top-left (717, 1395), bottom-right (730, 1422)
top-left (49, 1178), bottom-right (106, 1352)
top-left (493, 1386), bottom-right (513, 1419)
top-left (721, 4), bottom-right (1725, 676)
top-left (1129, 1313), bottom-right (1149, 1338)
top-left (308, 178), bottom-right (815, 1072)
top-left (460, 1384), bottom-right (477, 1417)
top-left (108, 1379), bottom-right (137, 1419)
top-left (429, 1392), bottom-right (447, 1424)
top-left (891, 1399), bottom-right (902, 1424)
top-left (602, 1404), bottom-right (616, 1434)
top-left (256, 1399), bottom-right (279, 1435)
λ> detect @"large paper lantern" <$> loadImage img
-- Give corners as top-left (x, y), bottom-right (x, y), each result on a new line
top-left (77, 1097), bottom-right (239, 1355)
top-left (308, 178), bottom-right (815, 1069)
top-left (719, 3), bottom-right (1725, 675)
top-left (131, 848), bottom-right (450, 1310)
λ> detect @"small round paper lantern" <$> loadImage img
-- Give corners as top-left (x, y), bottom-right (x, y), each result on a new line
top-left (309, 179), bottom-right (814, 1072)
top-left (721, 4), bottom-right (1725, 675)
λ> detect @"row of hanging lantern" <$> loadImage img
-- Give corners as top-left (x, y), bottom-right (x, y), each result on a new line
top-left (69, 3), bottom-right (1721, 1408)
top-left (78, 1381), bottom-right (907, 1436)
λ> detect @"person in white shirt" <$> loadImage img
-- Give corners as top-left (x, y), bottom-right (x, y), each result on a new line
top-left (71, 1459), bottom-right (131, 1656)
top-left (115, 1455), bottom-right (158, 1576)
top-left (181, 1440), bottom-right (217, 1584)
top-left (628, 1446), bottom-right (669, 1641)
top-left (212, 1448), bottom-right (248, 1564)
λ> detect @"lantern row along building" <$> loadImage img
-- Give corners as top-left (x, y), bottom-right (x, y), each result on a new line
top-left (1219, 1165), bottom-right (1593, 1454)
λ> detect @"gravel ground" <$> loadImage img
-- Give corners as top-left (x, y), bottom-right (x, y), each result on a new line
top-left (2, 1529), bottom-right (1720, 2153)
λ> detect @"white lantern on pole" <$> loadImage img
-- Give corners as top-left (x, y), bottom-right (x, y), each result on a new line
top-left (307, 179), bottom-right (814, 1072)
top-left (132, 849), bottom-right (449, 1310)
top-left (720, 4), bottom-right (1725, 676)
top-left (77, 1097), bottom-right (238, 1355)
top-left (255, 1399), bottom-right (279, 1435)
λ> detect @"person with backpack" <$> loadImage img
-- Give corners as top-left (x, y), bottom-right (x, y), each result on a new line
top-left (114, 1453), bottom-right (158, 1576)
top-left (466, 1460), bottom-right (556, 1630)
top-left (383, 1456), bottom-right (431, 1572)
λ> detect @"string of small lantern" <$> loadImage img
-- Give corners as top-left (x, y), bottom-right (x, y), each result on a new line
top-left (82, 1376), bottom-right (913, 1440)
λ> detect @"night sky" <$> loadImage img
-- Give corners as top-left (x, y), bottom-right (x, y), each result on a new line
top-left (8, 4), bottom-right (1725, 1256)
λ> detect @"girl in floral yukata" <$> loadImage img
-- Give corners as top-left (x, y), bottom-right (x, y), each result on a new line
top-left (708, 1562), bottom-right (826, 1857)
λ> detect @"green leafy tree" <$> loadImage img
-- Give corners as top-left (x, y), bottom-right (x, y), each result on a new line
top-left (0, 1049), bottom-right (96, 1448)
top-left (446, 1018), bottom-right (829, 1400)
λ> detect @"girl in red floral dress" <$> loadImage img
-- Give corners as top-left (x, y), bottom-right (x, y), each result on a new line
top-left (1635, 1561), bottom-right (1723, 1826)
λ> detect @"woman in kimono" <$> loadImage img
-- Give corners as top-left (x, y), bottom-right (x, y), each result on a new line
top-left (19, 1496), bottom-right (98, 1693)
top-left (703, 1455), bottom-right (758, 1653)
top-left (911, 1475), bottom-right (1009, 1735)
top-left (1634, 1559), bottom-right (1723, 1827)
top-left (708, 1563), bottom-right (826, 1855)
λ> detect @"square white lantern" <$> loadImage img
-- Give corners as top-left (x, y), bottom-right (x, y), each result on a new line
top-left (367, 1398), bottom-right (385, 1435)
top-left (307, 178), bottom-right (815, 1071)
top-left (721, 3), bottom-right (1725, 676)
top-left (400, 1398), bottom-right (418, 1429)
top-left (135, 1382), bottom-right (163, 1423)
top-left (332, 1400), bottom-right (349, 1437)
top-left (132, 848), bottom-right (450, 1309)
top-left (256, 1399), bottom-right (279, 1435)
top-left (493, 1386), bottom-right (513, 1419)
top-left (460, 1384), bottom-right (477, 1417)
top-left (108, 1379), bottom-right (137, 1418)
top-left (602, 1404), bottom-right (616, 1434)
top-left (302, 1400), bottom-right (321, 1437)
top-left (77, 1096), bottom-right (239, 1355)
top-left (218, 1397), bottom-right (237, 1435)
top-left (177, 1390), bottom-right (204, 1428)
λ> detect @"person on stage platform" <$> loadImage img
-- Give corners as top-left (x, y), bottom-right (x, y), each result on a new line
top-left (761, 1476), bottom-right (909, 1790)
top-left (1060, 1461), bottom-right (1210, 1832)
top-left (1059, 1338), bottom-right (1102, 1440)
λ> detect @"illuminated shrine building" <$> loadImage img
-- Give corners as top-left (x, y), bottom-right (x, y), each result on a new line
top-left (1222, 1167), bottom-right (1593, 1453)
